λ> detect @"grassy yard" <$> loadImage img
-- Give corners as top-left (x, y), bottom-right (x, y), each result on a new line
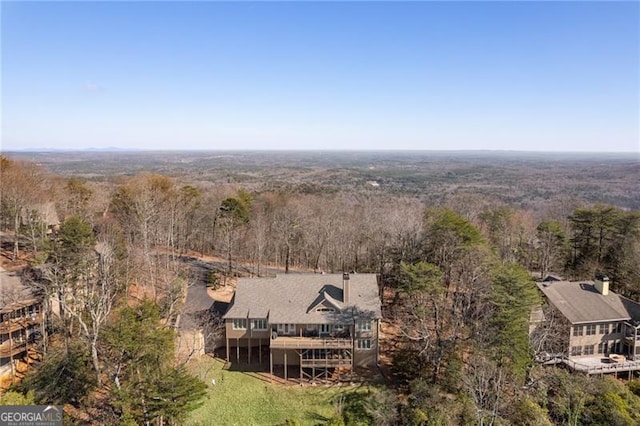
top-left (186, 357), bottom-right (367, 426)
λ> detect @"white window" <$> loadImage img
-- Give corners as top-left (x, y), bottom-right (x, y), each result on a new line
top-left (334, 324), bottom-right (344, 330)
top-left (252, 319), bottom-right (267, 330)
top-left (356, 339), bottom-right (372, 350)
top-left (320, 324), bottom-right (331, 336)
top-left (570, 346), bottom-right (582, 356)
top-left (585, 324), bottom-right (596, 335)
top-left (277, 323), bottom-right (296, 335)
top-left (583, 345), bottom-right (594, 355)
top-left (232, 319), bottom-right (247, 330)
top-left (356, 320), bottom-right (371, 332)
top-left (598, 342), bottom-right (606, 354)
top-left (599, 323), bottom-right (609, 335)
top-left (573, 325), bottom-right (583, 336)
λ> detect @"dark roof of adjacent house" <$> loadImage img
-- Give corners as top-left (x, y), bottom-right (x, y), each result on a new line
top-left (542, 274), bottom-right (563, 282)
top-left (537, 280), bottom-right (640, 324)
top-left (223, 273), bottom-right (381, 324)
top-left (0, 268), bottom-right (39, 314)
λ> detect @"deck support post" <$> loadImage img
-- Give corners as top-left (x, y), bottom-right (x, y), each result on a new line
top-left (351, 341), bottom-right (355, 382)
top-left (284, 351), bottom-right (288, 380)
top-left (259, 338), bottom-right (262, 364)
top-left (270, 349), bottom-right (273, 382)
top-left (248, 337), bottom-right (251, 364)
top-left (325, 356), bottom-right (328, 382)
top-left (236, 338), bottom-right (240, 362)
top-left (226, 338), bottom-right (229, 363)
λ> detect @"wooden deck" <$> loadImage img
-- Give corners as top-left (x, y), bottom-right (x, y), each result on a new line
top-left (563, 357), bottom-right (640, 375)
top-left (269, 336), bottom-right (352, 349)
top-left (0, 342), bottom-right (30, 358)
top-left (301, 358), bottom-right (352, 368)
top-left (0, 313), bottom-right (42, 334)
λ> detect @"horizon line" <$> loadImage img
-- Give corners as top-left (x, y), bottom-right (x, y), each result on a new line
top-left (2, 148), bottom-right (639, 155)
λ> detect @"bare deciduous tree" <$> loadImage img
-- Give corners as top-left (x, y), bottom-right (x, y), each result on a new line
top-left (529, 302), bottom-right (570, 361)
top-left (462, 355), bottom-right (505, 426)
top-left (0, 157), bottom-right (48, 261)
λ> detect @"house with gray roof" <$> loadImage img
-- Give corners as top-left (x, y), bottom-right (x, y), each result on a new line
top-left (537, 274), bottom-right (640, 373)
top-left (223, 273), bottom-right (381, 382)
top-left (0, 267), bottom-right (43, 377)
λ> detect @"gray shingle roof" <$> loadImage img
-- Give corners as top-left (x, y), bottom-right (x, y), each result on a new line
top-left (223, 273), bottom-right (381, 324)
top-left (0, 269), bottom-right (38, 313)
top-left (537, 280), bottom-right (640, 324)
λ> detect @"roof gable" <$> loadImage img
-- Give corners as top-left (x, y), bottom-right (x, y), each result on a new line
top-left (307, 285), bottom-right (343, 313)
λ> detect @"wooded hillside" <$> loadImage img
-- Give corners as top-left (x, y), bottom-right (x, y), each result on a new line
top-left (1, 152), bottom-right (639, 425)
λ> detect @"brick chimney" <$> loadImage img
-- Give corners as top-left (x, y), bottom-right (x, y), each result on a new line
top-left (595, 273), bottom-right (610, 296)
top-left (342, 272), bottom-right (350, 304)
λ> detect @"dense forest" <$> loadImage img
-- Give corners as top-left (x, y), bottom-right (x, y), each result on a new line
top-left (1, 152), bottom-right (640, 425)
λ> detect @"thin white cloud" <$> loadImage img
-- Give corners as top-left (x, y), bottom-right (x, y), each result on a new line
top-left (83, 82), bottom-right (102, 92)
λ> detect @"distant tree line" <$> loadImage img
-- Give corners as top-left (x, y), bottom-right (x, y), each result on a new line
top-left (3, 156), bottom-right (637, 294)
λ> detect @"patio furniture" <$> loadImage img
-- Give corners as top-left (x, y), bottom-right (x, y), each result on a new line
top-left (609, 354), bottom-right (626, 363)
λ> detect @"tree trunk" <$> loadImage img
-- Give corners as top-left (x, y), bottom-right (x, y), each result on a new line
top-left (227, 227), bottom-right (233, 276)
top-left (13, 211), bottom-right (20, 261)
top-left (91, 338), bottom-right (102, 386)
top-left (285, 244), bottom-right (290, 274)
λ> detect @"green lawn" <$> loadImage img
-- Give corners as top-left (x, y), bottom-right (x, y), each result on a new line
top-left (186, 357), bottom-right (364, 426)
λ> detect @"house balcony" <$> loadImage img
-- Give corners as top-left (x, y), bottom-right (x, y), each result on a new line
top-left (300, 358), bottom-right (353, 368)
top-left (563, 357), bottom-right (640, 374)
top-left (270, 336), bottom-right (353, 350)
top-left (0, 313), bottom-right (42, 335)
top-left (299, 329), bottom-right (351, 339)
top-left (0, 341), bottom-right (32, 358)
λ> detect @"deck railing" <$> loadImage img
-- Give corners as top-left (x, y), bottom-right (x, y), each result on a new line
top-left (300, 358), bottom-right (352, 367)
top-left (563, 358), bottom-right (640, 374)
top-left (270, 337), bottom-right (352, 350)
top-left (0, 313), bottom-right (43, 334)
top-left (0, 342), bottom-right (30, 358)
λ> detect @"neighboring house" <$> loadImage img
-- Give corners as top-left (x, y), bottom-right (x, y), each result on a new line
top-left (0, 268), bottom-right (43, 377)
top-left (537, 274), bottom-right (640, 373)
top-left (223, 273), bottom-right (381, 381)
top-left (20, 201), bottom-right (60, 233)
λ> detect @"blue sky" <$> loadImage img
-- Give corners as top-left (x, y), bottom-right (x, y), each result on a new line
top-left (2, 1), bottom-right (638, 152)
